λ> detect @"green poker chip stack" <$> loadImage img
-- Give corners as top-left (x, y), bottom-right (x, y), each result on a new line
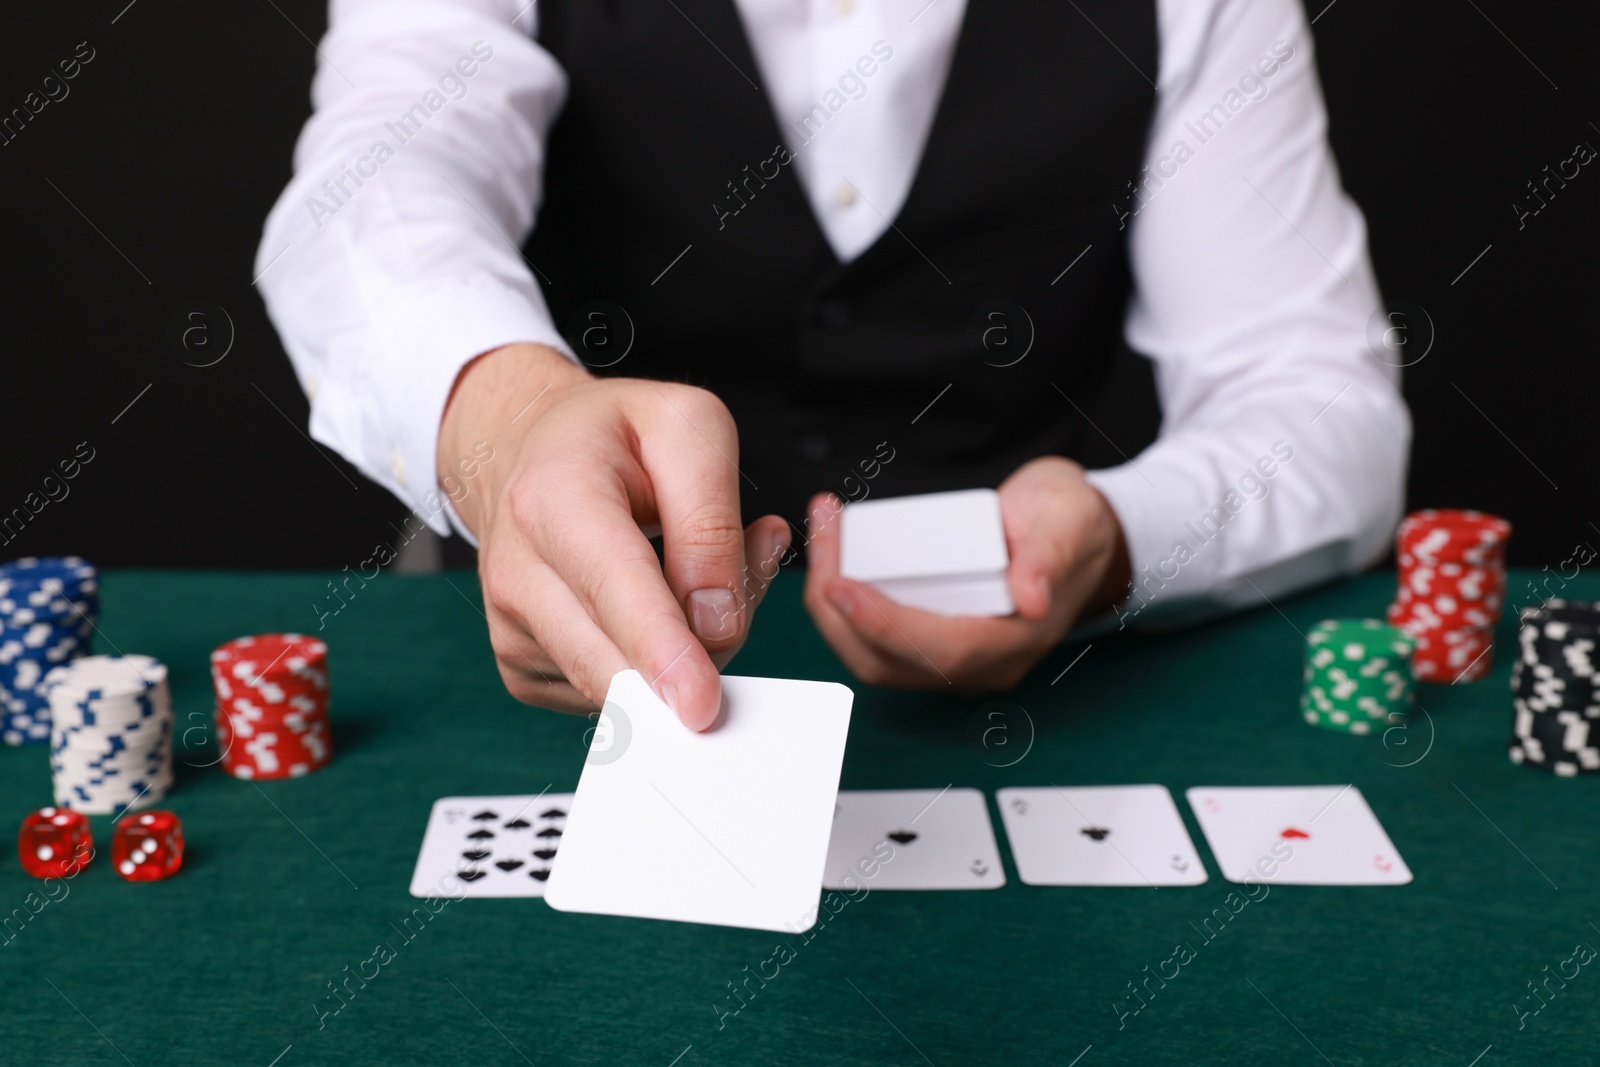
top-left (1301, 619), bottom-right (1417, 734)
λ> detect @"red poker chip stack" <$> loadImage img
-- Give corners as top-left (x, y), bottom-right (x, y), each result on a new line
top-left (1386, 509), bottom-right (1511, 683)
top-left (210, 634), bottom-right (334, 779)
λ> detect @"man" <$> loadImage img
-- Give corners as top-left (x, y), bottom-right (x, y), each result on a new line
top-left (257, 0), bottom-right (1409, 731)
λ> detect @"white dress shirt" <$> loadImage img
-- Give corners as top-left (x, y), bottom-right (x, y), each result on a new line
top-left (257, 0), bottom-right (1410, 620)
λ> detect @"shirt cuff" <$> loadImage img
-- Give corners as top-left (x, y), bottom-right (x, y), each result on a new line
top-left (1084, 459), bottom-right (1220, 620)
top-left (324, 272), bottom-right (576, 544)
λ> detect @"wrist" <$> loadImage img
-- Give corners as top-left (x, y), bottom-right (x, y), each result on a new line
top-left (1083, 485), bottom-right (1131, 615)
top-left (438, 342), bottom-right (590, 537)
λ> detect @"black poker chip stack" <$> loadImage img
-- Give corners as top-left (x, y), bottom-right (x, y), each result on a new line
top-left (1509, 600), bottom-right (1600, 776)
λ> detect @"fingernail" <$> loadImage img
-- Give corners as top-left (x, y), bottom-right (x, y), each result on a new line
top-left (1036, 574), bottom-right (1051, 606)
top-left (658, 682), bottom-right (679, 715)
top-left (689, 588), bottom-right (738, 640)
top-left (828, 586), bottom-right (854, 617)
top-left (770, 529), bottom-right (792, 567)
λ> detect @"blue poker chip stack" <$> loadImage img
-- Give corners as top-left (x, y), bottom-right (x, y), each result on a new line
top-left (45, 654), bottom-right (174, 815)
top-left (0, 556), bottom-right (99, 746)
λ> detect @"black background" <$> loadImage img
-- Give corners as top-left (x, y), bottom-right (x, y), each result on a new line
top-left (0, 0), bottom-right (1595, 571)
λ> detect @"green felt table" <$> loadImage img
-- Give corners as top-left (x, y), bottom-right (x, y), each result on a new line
top-left (2, 568), bottom-right (1595, 1067)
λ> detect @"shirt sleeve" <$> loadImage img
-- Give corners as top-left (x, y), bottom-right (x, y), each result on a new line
top-left (1083, 0), bottom-right (1412, 626)
top-left (254, 0), bottom-right (576, 538)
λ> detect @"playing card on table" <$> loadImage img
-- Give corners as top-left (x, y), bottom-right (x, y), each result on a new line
top-left (822, 788), bottom-right (1005, 890)
top-left (996, 785), bottom-right (1206, 887)
top-left (544, 670), bottom-right (853, 932)
top-left (409, 793), bottom-right (575, 898)
top-left (1186, 785), bottom-right (1412, 886)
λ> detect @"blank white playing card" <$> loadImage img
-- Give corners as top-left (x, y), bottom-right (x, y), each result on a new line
top-left (544, 670), bottom-right (853, 932)
top-left (996, 785), bottom-right (1207, 887)
top-left (1186, 786), bottom-right (1412, 886)
top-left (840, 489), bottom-right (1015, 617)
top-left (409, 793), bottom-right (575, 898)
top-left (823, 789), bottom-right (1005, 890)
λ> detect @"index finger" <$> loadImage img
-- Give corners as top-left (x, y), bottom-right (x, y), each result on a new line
top-left (639, 385), bottom-right (757, 653)
top-left (533, 470), bottom-right (724, 731)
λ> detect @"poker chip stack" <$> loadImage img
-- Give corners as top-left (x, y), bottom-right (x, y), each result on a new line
top-left (1508, 600), bottom-right (1600, 776)
top-left (44, 654), bottom-right (173, 814)
top-left (1301, 619), bottom-right (1416, 734)
top-left (1386, 509), bottom-right (1511, 683)
top-left (0, 557), bottom-right (99, 746)
top-left (211, 634), bottom-right (334, 779)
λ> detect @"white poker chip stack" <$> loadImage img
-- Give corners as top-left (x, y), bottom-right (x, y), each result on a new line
top-left (45, 654), bottom-right (174, 815)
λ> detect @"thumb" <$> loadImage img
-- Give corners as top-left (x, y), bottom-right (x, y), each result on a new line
top-left (999, 480), bottom-right (1074, 622)
top-left (1003, 460), bottom-right (1128, 622)
top-left (1007, 517), bottom-right (1071, 621)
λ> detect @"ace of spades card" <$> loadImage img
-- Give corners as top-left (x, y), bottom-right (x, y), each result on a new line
top-left (409, 794), bottom-right (575, 898)
top-left (822, 788), bottom-right (1005, 890)
top-left (996, 785), bottom-right (1208, 887)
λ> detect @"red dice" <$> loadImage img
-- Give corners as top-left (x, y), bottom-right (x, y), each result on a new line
top-left (18, 807), bottom-right (93, 879)
top-left (111, 809), bottom-right (184, 881)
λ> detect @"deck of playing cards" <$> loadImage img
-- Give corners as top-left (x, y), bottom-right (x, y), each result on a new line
top-left (839, 489), bottom-right (1015, 617)
top-left (544, 670), bottom-right (854, 932)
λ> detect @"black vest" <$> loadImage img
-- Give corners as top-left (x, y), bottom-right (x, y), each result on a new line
top-left (529, 1), bottom-right (1162, 532)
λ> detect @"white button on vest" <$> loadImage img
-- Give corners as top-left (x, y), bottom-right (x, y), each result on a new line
top-left (833, 0), bottom-right (855, 15)
top-left (834, 182), bottom-right (858, 207)
top-left (389, 452), bottom-right (407, 488)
